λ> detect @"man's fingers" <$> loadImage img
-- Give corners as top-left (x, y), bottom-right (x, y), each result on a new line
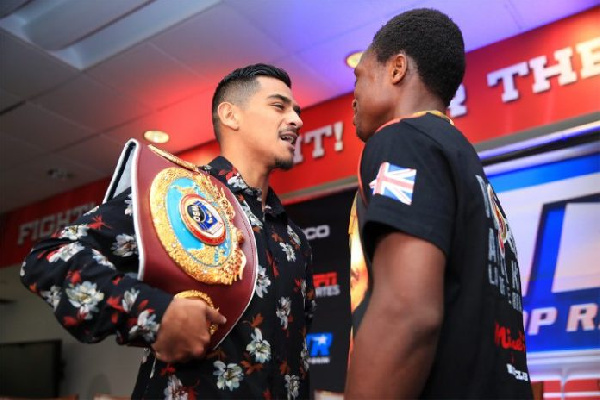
top-left (154, 349), bottom-right (193, 363)
top-left (155, 350), bottom-right (170, 362)
top-left (205, 306), bottom-right (227, 325)
top-left (150, 298), bottom-right (223, 363)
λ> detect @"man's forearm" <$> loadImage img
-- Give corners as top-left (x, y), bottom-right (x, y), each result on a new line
top-left (345, 231), bottom-right (445, 398)
top-left (345, 305), bottom-right (440, 398)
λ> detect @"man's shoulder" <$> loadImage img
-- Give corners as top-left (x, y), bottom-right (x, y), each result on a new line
top-left (199, 157), bottom-right (224, 177)
top-left (401, 114), bottom-right (482, 166)
top-left (363, 117), bottom-right (443, 161)
top-left (371, 115), bottom-right (456, 146)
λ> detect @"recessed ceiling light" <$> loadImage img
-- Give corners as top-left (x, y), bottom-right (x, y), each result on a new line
top-left (144, 130), bottom-right (169, 144)
top-left (346, 51), bottom-right (363, 68)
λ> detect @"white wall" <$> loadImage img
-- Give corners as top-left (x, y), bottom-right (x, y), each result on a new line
top-left (0, 264), bottom-right (144, 398)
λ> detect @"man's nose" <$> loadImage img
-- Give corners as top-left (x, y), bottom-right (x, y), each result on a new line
top-left (352, 99), bottom-right (357, 110)
top-left (288, 112), bottom-right (303, 130)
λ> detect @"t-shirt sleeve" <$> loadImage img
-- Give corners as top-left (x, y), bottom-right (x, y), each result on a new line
top-left (359, 122), bottom-right (456, 260)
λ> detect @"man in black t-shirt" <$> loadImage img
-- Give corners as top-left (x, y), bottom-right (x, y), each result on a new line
top-left (345, 9), bottom-right (532, 399)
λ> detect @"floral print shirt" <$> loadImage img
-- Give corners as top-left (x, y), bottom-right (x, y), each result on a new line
top-left (21, 156), bottom-right (316, 399)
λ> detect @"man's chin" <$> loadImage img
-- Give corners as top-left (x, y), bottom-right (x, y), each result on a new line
top-left (274, 157), bottom-right (294, 170)
top-left (355, 127), bottom-right (369, 143)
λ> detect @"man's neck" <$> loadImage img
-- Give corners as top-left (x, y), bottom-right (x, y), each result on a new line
top-left (393, 98), bottom-right (445, 119)
top-left (222, 150), bottom-right (270, 206)
top-left (392, 79), bottom-right (446, 119)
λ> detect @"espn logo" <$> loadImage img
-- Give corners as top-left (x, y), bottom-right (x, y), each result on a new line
top-left (313, 272), bottom-right (341, 298)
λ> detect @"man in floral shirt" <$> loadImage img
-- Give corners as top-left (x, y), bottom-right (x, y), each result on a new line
top-left (21, 63), bottom-right (316, 399)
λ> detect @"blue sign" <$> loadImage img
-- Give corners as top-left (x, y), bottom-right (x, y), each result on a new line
top-left (307, 332), bottom-right (333, 357)
top-left (489, 152), bottom-right (600, 353)
top-left (521, 195), bottom-right (600, 352)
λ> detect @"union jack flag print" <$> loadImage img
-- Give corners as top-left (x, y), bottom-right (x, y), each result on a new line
top-left (369, 162), bottom-right (417, 205)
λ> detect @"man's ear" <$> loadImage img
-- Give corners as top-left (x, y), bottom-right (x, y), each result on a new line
top-left (390, 53), bottom-right (408, 85)
top-left (217, 102), bottom-right (240, 131)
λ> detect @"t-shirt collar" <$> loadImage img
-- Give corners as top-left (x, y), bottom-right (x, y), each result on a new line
top-left (375, 110), bottom-right (454, 134)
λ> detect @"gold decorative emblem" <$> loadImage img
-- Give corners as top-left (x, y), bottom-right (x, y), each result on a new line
top-left (150, 167), bottom-right (246, 285)
top-left (149, 144), bottom-right (199, 172)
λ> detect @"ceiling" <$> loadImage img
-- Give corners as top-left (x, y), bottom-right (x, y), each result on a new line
top-left (0, 0), bottom-right (597, 213)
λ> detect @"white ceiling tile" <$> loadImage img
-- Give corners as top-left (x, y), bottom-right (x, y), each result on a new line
top-left (152, 3), bottom-right (287, 77)
top-left (0, 0), bottom-right (30, 19)
top-left (18, 153), bottom-right (104, 182)
top-left (153, 91), bottom-right (216, 153)
top-left (271, 55), bottom-right (337, 108)
top-left (0, 87), bottom-right (22, 111)
top-left (101, 116), bottom-right (154, 148)
top-left (228, 0), bottom-right (420, 53)
top-left (0, 132), bottom-right (45, 170)
top-left (87, 43), bottom-right (211, 109)
top-left (0, 102), bottom-right (93, 150)
top-left (104, 90), bottom-right (215, 155)
top-left (0, 0), bottom-right (222, 70)
top-left (0, 172), bottom-right (58, 212)
top-left (21, 0), bottom-right (152, 51)
top-left (35, 74), bottom-right (151, 131)
top-left (54, 134), bottom-right (127, 175)
top-left (507, 0), bottom-right (598, 32)
top-left (296, 20), bottom-right (384, 96)
top-left (0, 30), bottom-right (77, 99)
top-left (0, 153), bottom-right (105, 212)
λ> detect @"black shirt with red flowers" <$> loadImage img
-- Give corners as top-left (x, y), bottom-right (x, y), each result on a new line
top-left (21, 156), bottom-right (316, 399)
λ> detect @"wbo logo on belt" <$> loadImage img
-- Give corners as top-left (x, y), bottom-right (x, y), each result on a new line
top-left (180, 193), bottom-right (226, 245)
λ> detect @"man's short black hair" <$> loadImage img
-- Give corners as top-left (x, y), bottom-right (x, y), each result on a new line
top-left (371, 8), bottom-right (465, 107)
top-left (211, 63), bottom-right (292, 140)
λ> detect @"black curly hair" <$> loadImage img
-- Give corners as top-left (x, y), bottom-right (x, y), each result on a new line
top-left (371, 8), bottom-right (465, 107)
top-left (211, 63), bottom-right (292, 140)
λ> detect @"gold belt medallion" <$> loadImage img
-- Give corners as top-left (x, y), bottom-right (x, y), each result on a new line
top-left (149, 167), bottom-right (245, 285)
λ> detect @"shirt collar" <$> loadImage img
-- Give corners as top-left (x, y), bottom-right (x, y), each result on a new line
top-left (375, 110), bottom-right (454, 134)
top-left (201, 156), bottom-right (286, 217)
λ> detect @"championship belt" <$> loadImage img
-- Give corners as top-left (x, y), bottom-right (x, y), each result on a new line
top-left (104, 139), bottom-right (258, 349)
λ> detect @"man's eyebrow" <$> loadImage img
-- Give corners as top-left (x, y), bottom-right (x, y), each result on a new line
top-left (268, 94), bottom-right (301, 115)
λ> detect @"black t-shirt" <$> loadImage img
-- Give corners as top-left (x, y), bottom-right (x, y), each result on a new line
top-left (356, 113), bottom-right (532, 398)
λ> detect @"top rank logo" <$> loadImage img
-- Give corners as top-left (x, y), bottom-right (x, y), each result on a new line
top-left (306, 332), bottom-right (333, 364)
top-left (313, 272), bottom-right (340, 298)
